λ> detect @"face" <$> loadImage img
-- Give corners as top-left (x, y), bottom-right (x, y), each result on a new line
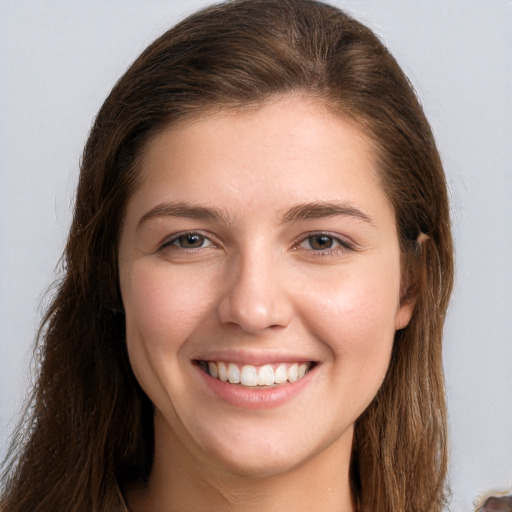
top-left (118, 95), bottom-right (414, 479)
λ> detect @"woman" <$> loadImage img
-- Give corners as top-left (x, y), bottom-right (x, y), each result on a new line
top-left (0, 0), bottom-right (454, 511)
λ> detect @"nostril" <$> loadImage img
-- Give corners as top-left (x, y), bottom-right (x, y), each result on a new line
top-left (217, 292), bottom-right (293, 334)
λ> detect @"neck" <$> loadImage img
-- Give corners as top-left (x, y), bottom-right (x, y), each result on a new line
top-left (125, 415), bottom-right (355, 512)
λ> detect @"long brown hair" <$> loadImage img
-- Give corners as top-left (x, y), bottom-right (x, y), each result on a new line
top-left (1, 1), bottom-right (454, 511)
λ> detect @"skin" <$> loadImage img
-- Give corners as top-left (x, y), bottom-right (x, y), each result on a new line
top-left (119, 95), bottom-right (416, 512)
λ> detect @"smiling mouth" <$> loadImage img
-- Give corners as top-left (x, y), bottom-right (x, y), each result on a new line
top-left (195, 361), bottom-right (315, 387)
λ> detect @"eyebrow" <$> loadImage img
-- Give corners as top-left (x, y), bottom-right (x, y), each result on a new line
top-left (138, 200), bottom-right (373, 227)
top-left (138, 201), bottom-right (232, 228)
top-left (280, 201), bottom-right (374, 225)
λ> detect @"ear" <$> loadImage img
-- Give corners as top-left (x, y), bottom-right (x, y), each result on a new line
top-left (395, 297), bottom-right (416, 330)
top-left (395, 233), bottom-right (428, 330)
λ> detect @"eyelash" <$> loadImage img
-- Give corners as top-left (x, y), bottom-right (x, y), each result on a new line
top-left (294, 232), bottom-right (355, 255)
top-left (160, 230), bottom-right (354, 255)
top-left (161, 231), bottom-right (215, 251)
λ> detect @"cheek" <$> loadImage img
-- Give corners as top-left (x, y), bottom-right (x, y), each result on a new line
top-left (123, 262), bottom-right (211, 347)
top-left (121, 262), bottom-right (218, 397)
top-left (299, 257), bottom-right (401, 370)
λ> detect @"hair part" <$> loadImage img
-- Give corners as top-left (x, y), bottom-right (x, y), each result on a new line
top-left (1, 1), bottom-right (454, 511)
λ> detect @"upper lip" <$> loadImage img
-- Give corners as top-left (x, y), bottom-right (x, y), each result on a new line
top-left (191, 350), bottom-right (318, 366)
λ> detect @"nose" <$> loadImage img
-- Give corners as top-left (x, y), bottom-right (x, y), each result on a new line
top-left (217, 249), bottom-right (294, 334)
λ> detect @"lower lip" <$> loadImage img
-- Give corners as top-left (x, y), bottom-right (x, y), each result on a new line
top-left (195, 364), bottom-right (316, 410)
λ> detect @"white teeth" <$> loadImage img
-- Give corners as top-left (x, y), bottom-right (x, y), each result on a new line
top-left (204, 361), bottom-right (312, 386)
top-left (287, 363), bottom-right (299, 383)
top-left (257, 364), bottom-right (274, 386)
top-left (218, 362), bottom-right (228, 382)
top-left (240, 365), bottom-right (258, 386)
top-left (274, 364), bottom-right (288, 384)
top-left (227, 363), bottom-right (240, 384)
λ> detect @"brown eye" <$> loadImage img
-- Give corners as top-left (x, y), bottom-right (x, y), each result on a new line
top-left (168, 233), bottom-right (211, 249)
top-left (297, 233), bottom-right (353, 254)
top-left (308, 235), bottom-right (335, 250)
top-left (179, 234), bottom-right (205, 248)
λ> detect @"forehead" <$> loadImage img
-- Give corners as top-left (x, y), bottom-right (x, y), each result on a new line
top-left (127, 94), bottom-right (391, 225)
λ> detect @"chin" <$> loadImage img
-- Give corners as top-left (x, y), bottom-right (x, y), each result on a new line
top-left (206, 444), bottom-right (314, 479)
top-left (188, 417), bottom-right (351, 480)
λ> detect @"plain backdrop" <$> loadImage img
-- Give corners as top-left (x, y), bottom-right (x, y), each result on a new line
top-left (1, 1), bottom-right (511, 510)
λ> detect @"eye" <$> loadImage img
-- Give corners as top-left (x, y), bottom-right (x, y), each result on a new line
top-left (304, 234), bottom-right (336, 250)
top-left (163, 232), bottom-right (214, 250)
top-left (298, 233), bottom-right (353, 253)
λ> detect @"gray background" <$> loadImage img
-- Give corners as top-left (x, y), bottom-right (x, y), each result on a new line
top-left (1, 1), bottom-right (511, 510)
